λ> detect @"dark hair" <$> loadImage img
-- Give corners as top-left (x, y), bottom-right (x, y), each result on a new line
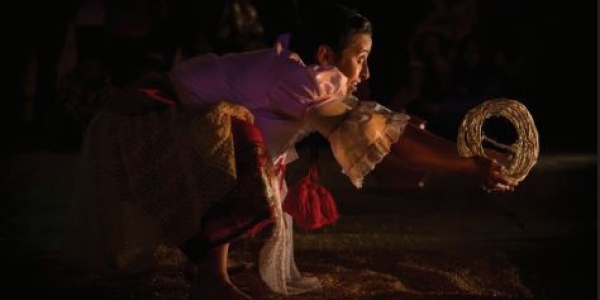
top-left (289, 3), bottom-right (372, 65)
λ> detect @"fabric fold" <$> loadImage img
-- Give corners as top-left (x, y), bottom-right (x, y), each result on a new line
top-left (328, 101), bottom-right (410, 188)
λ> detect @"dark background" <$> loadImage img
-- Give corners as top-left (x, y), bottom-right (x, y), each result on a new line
top-left (335, 0), bottom-right (598, 153)
top-left (3, 0), bottom-right (598, 154)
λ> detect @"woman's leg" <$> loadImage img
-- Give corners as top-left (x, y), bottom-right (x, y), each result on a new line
top-left (181, 117), bottom-right (273, 299)
top-left (188, 243), bottom-right (252, 300)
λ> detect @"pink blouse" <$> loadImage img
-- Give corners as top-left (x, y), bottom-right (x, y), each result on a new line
top-left (168, 46), bottom-right (350, 164)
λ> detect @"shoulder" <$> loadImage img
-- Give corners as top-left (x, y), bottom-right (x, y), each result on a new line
top-left (269, 64), bottom-right (349, 118)
top-left (277, 64), bottom-right (348, 98)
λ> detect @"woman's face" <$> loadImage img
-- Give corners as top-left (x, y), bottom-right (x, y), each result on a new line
top-left (333, 33), bottom-right (372, 94)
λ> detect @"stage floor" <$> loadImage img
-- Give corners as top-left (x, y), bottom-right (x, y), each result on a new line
top-left (1, 149), bottom-right (596, 300)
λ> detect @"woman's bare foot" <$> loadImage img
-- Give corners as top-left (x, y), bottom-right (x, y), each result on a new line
top-left (183, 243), bottom-right (252, 299)
top-left (189, 276), bottom-right (252, 300)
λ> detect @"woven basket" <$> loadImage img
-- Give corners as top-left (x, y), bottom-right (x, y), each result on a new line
top-left (457, 98), bottom-right (539, 182)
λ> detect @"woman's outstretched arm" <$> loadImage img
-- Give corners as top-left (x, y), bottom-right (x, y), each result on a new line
top-left (390, 122), bottom-right (516, 192)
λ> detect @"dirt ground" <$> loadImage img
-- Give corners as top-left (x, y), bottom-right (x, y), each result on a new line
top-left (1, 149), bottom-right (597, 300)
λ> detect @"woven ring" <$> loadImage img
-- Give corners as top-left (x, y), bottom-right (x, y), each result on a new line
top-left (457, 98), bottom-right (539, 183)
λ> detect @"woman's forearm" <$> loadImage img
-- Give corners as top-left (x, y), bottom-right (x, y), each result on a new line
top-left (391, 123), bottom-right (476, 175)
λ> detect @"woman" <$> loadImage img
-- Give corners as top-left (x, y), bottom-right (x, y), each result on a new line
top-left (63, 3), bottom-right (516, 300)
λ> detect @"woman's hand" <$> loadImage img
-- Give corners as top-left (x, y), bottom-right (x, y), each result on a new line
top-left (473, 156), bottom-right (518, 193)
top-left (484, 148), bottom-right (514, 168)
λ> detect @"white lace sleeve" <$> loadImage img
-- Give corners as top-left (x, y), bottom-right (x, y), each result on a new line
top-left (328, 101), bottom-right (410, 188)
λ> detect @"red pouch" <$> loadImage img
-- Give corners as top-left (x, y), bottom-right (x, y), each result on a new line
top-left (283, 141), bottom-right (339, 230)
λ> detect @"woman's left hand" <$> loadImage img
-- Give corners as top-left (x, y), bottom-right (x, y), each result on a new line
top-left (473, 156), bottom-right (518, 193)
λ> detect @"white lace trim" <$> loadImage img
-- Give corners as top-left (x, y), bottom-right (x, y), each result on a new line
top-left (345, 118), bottom-right (408, 188)
top-left (330, 101), bottom-right (410, 188)
top-left (258, 172), bottom-right (322, 295)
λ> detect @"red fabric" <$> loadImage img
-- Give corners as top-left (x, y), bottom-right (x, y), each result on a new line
top-left (183, 117), bottom-right (275, 262)
top-left (230, 117), bottom-right (265, 148)
top-left (230, 117), bottom-right (270, 205)
top-left (229, 117), bottom-right (273, 236)
top-left (139, 88), bottom-right (177, 106)
top-left (283, 163), bottom-right (339, 230)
